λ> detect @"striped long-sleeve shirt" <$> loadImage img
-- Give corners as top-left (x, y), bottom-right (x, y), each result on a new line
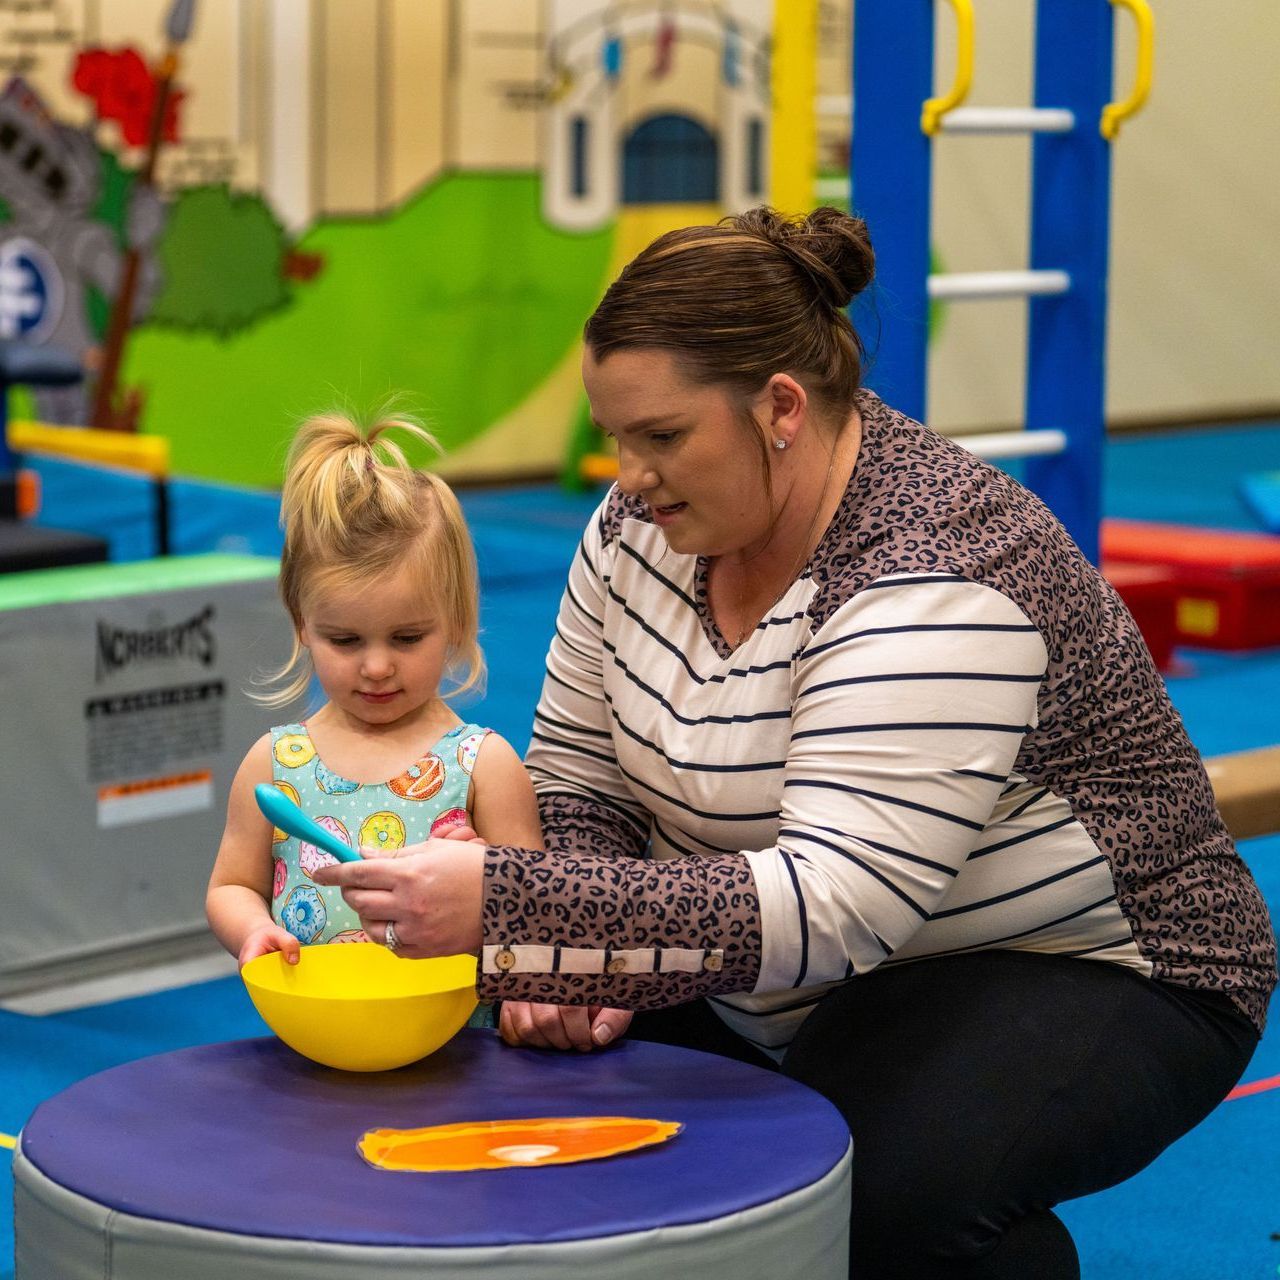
top-left (478, 391), bottom-right (1276, 1048)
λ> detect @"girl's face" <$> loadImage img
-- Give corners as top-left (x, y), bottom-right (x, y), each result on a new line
top-left (582, 346), bottom-right (778, 559)
top-left (299, 563), bottom-right (451, 731)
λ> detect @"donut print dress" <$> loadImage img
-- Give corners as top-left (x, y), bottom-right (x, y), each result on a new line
top-left (268, 721), bottom-right (489, 948)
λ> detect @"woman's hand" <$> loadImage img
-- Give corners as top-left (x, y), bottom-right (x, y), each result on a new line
top-left (499, 1001), bottom-right (633, 1052)
top-left (238, 923), bottom-right (300, 969)
top-left (310, 839), bottom-right (484, 958)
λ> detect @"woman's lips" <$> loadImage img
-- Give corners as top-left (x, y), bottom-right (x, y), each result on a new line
top-left (651, 502), bottom-right (686, 527)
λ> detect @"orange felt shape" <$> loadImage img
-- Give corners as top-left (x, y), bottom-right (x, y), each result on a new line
top-left (359, 1116), bottom-right (682, 1172)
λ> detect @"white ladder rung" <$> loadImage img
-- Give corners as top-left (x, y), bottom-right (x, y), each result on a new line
top-left (928, 270), bottom-right (1070, 300)
top-left (815, 177), bottom-right (850, 200)
top-left (816, 95), bottom-right (852, 116)
top-left (957, 429), bottom-right (1069, 460)
top-left (939, 107), bottom-right (1075, 134)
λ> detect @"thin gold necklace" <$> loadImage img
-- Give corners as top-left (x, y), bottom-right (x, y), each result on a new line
top-left (726, 443), bottom-right (839, 648)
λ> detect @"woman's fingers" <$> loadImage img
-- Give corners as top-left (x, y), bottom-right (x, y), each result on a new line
top-left (312, 842), bottom-right (484, 958)
top-left (498, 1001), bottom-right (616, 1052)
top-left (337, 887), bottom-right (400, 919)
top-left (589, 1007), bottom-right (634, 1047)
top-left (312, 857), bottom-right (404, 890)
top-left (499, 1001), bottom-right (547, 1048)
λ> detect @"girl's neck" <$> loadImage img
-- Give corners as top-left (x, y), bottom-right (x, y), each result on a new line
top-left (305, 698), bottom-right (461, 782)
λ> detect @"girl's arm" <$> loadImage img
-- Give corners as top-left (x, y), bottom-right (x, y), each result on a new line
top-left (469, 733), bottom-right (544, 851)
top-left (206, 735), bottom-right (301, 967)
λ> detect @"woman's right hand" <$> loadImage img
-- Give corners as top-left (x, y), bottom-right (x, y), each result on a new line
top-left (237, 923), bottom-right (301, 969)
top-left (498, 1001), bottom-right (633, 1052)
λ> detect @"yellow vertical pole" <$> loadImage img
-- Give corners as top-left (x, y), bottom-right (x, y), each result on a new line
top-left (769, 0), bottom-right (818, 215)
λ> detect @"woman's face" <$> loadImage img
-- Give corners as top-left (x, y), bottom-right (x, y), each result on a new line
top-left (582, 347), bottom-right (776, 558)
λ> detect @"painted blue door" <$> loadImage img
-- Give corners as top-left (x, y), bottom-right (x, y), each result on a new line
top-left (622, 114), bottom-right (718, 204)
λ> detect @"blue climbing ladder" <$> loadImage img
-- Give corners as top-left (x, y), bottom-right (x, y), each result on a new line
top-left (849, 0), bottom-right (1130, 564)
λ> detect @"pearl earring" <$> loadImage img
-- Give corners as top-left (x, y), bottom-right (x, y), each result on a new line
top-left (773, 439), bottom-right (787, 450)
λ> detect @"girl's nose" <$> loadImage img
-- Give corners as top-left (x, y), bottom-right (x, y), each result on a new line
top-left (361, 648), bottom-right (394, 680)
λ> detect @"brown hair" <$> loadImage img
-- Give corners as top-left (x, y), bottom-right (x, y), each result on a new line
top-left (259, 410), bottom-right (483, 707)
top-left (584, 206), bottom-right (874, 445)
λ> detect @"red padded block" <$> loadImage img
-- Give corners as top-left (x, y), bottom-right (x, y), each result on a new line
top-left (1101, 519), bottom-right (1280, 651)
top-left (1102, 562), bottom-right (1178, 671)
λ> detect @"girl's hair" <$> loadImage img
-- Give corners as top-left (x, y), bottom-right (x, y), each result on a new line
top-left (583, 205), bottom-right (875, 477)
top-left (259, 410), bottom-right (483, 708)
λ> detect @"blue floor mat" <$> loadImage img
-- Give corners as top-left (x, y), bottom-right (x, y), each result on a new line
top-left (0, 975), bottom-right (269, 1274)
top-left (1060, 833), bottom-right (1280, 1280)
top-left (6, 424), bottom-right (1280, 1277)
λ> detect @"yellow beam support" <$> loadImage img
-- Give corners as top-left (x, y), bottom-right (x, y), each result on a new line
top-left (7, 420), bottom-right (170, 478)
top-left (769, 0), bottom-right (818, 216)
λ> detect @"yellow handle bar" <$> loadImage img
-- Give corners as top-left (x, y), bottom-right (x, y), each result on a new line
top-left (1101, 0), bottom-right (1154, 140)
top-left (921, 0), bottom-right (974, 136)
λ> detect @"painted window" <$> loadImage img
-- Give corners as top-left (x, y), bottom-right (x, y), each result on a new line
top-left (622, 114), bottom-right (718, 205)
top-left (571, 117), bottom-right (589, 198)
top-left (746, 118), bottom-right (764, 197)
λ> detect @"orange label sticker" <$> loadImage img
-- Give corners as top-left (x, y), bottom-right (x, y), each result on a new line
top-left (96, 770), bottom-right (214, 828)
top-left (359, 1116), bottom-right (682, 1173)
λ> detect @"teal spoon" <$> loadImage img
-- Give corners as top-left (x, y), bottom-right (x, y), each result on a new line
top-left (255, 783), bottom-right (362, 863)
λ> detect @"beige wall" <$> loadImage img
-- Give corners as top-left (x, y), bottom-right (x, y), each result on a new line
top-left (914, 0), bottom-right (1280, 431)
top-left (314, 0), bottom-right (451, 215)
top-left (449, 4), bottom-right (541, 170)
top-left (315, 0), bottom-right (381, 213)
top-left (389, 0), bottom-right (449, 204)
top-left (3, 0), bottom-right (1272, 427)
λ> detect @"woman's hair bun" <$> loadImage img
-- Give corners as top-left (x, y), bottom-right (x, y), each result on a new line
top-left (733, 205), bottom-right (875, 309)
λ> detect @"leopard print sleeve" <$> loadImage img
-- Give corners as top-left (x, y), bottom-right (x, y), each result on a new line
top-left (476, 843), bottom-right (763, 1008)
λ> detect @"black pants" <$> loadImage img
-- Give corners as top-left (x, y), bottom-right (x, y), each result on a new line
top-left (628, 951), bottom-right (1258, 1279)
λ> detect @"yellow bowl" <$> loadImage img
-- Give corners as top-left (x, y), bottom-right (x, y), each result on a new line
top-left (242, 944), bottom-right (478, 1072)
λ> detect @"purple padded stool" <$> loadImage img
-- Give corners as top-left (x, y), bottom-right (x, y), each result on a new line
top-left (15, 1030), bottom-right (851, 1278)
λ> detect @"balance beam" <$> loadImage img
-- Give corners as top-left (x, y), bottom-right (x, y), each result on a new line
top-left (7, 420), bottom-right (170, 478)
top-left (1205, 746), bottom-right (1280, 842)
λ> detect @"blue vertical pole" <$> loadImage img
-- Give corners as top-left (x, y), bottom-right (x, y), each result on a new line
top-left (1024, 1), bottom-right (1115, 564)
top-left (850, 0), bottom-right (934, 424)
top-left (0, 387), bottom-right (17, 476)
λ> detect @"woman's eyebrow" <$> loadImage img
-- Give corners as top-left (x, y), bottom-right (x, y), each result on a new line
top-left (593, 412), bottom-right (683, 436)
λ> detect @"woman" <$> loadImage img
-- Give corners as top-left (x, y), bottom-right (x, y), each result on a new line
top-left (314, 206), bottom-right (1276, 1279)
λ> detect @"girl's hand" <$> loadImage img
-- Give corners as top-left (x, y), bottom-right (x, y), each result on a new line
top-left (238, 924), bottom-right (301, 969)
top-left (499, 1001), bottom-right (634, 1052)
top-left (433, 822), bottom-right (486, 847)
top-left (310, 839), bottom-right (484, 958)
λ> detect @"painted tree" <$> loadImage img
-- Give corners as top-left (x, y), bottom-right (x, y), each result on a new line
top-left (149, 185), bottom-right (292, 338)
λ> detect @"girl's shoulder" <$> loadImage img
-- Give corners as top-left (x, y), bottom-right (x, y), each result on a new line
top-left (268, 722), bottom-right (316, 773)
top-left (425, 721), bottom-right (490, 771)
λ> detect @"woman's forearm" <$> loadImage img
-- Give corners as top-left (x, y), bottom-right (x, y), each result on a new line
top-left (476, 843), bottom-right (762, 1009)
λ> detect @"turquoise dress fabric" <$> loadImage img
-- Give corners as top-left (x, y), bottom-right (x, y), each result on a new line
top-left (268, 719), bottom-right (493, 1026)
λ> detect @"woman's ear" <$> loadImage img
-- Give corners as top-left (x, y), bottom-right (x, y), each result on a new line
top-left (760, 373), bottom-right (808, 449)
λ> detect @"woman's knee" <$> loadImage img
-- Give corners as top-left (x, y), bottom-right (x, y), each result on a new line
top-left (849, 1184), bottom-right (1078, 1280)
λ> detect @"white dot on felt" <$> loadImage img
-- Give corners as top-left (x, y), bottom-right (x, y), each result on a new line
top-left (488, 1144), bottom-right (560, 1164)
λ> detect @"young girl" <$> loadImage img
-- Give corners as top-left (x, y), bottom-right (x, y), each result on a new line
top-left (206, 411), bottom-right (542, 1000)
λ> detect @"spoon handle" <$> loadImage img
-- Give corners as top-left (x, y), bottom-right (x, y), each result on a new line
top-left (254, 784), bottom-right (362, 863)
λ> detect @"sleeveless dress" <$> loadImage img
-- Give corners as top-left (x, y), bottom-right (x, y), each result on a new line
top-left (268, 719), bottom-right (494, 1026)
